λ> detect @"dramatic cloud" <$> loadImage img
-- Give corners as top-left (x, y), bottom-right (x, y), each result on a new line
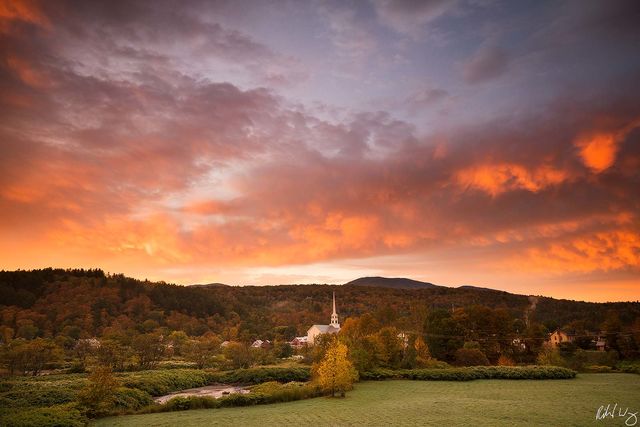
top-left (1, 0), bottom-right (639, 301)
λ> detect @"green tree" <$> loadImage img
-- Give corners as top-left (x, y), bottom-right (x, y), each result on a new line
top-left (185, 334), bottom-right (221, 368)
top-left (374, 327), bottom-right (403, 368)
top-left (315, 341), bottom-right (358, 397)
top-left (3, 338), bottom-right (63, 375)
top-left (96, 339), bottom-right (129, 371)
top-left (537, 346), bottom-right (565, 367)
top-left (131, 333), bottom-right (165, 369)
top-left (454, 343), bottom-right (490, 366)
top-left (223, 342), bottom-right (252, 369)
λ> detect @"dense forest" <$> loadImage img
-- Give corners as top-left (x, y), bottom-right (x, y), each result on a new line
top-left (1, 268), bottom-right (639, 374)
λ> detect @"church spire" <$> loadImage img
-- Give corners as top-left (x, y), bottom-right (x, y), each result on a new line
top-left (330, 291), bottom-right (340, 328)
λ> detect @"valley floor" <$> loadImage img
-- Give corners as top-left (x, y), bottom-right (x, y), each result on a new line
top-left (95, 374), bottom-right (639, 426)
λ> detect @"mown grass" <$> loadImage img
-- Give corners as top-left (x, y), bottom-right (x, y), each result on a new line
top-left (95, 374), bottom-right (640, 427)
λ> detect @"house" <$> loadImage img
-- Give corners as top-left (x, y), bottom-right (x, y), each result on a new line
top-left (220, 340), bottom-right (230, 348)
top-left (547, 329), bottom-right (573, 347)
top-left (397, 332), bottom-right (409, 349)
top-left (75, 337), bottom-right (101, 349)
top-left (306, 292), bottom-right (341, 345)
top-left (251, 339), bottom-right (272, 349)
top-left (593, 336), bottom-right (606, 351)
top-left (512, 337), bottom-right (526, 351)
top-left (290, 336), bottom-right (308, 348)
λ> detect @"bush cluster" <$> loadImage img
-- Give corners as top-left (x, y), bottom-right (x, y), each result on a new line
top-left (361, 366), bottom-right (577, 381)
top-left (119, 369), bottom-right (212, 396)
top-left (0, 404), bottom-right (86, 427)
top-left (112, 387), bottom-right (154, 411)
top-left (210, 367), bottom-right (311, 384)
top-left (150, 381), bottom-right (323, 413)
top-left (617, 361), bottom-right (640, 375)
top-left (0, 376), bottom-right (86, 408)
top-left (583, 365), bottom-right (612, 373)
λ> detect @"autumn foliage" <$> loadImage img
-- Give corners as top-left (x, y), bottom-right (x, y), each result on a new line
top-left (314, 340), bottom-right (358, 397)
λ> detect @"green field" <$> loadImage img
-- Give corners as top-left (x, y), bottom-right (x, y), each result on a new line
top-left (96, 374), bottom-right (639, 426)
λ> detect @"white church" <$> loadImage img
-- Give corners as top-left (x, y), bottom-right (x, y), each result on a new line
top-left (306, 292), bottom-right (341, 345)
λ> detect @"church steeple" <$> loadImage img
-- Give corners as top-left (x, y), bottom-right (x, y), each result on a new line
top-left (330, 292), bottom-right (340, 328)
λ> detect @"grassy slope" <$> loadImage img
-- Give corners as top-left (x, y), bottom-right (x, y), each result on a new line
top-left (96, 374), bottom-right (640, 426)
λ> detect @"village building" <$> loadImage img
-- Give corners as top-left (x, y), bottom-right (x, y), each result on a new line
top-left (75, 337), bottom-right (101, 349)
top-left (251, 339), bottom-right (271, 349)
top-left (593, 336), bottom-right (606, 351)
top-left (547, 329), bottom-right (573, 347)
top-left (289, 336), bottom-right (308, 348)
top-left (512, 337), bottom-right (526, 351)
top-left (306, 292), bottom-right (340, 345)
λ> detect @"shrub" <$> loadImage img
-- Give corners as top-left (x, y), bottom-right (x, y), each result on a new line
top-left (617, 361), bottom-right (640, 375)
top-left (0, 404), bottom-right (86, 427)
top-left (454, 348), bottom-right (490, 366)
top-left (119, 369), bottom-right (211, 396)
top-left (152, 381), bottom-right (324, 413)
top-left (210, 367), bottom-right (311, 384)
top-left (566, 349), bottom-right (619, 371)
top-left (160, 396), bottom-right (220, 411)
top-left (78, 366), bottom-right (120, 418)
top-left (537, 347), bottom-right (565, 367)
top-left (583, 365), bottom-right (612, 373)
top-left (360, 366), bottom-right (576, 381)
top-left (497, 356), bottom-right (515, 366)
top-left (112, 387), bottom-right (154, 411)
top-left (0, 385), bottom-right (78, 407)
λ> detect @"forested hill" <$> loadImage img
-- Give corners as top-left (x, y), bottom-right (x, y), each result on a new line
top-left (344, 276), bottom-right (440, 289)
top-left (0, 268), bottom-right (638, 343)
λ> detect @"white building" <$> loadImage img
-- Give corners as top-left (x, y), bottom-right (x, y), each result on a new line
top-left (306, 292), bottom-right (341, 345)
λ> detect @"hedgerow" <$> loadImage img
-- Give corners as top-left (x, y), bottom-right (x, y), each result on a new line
top-left (210, 367), bottom-right (311, 384)
top-left (360, 366), bottom-right (576, 381)
top-left (147, 381), bottom-right (324, 413)
top-left (118, 369), bottom-right (212, 396)
top-left (617, 361), bottom-right (640, 375)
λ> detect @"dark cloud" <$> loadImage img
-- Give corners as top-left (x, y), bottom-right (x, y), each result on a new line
top-left (462, 44), bottom-right (509, 84)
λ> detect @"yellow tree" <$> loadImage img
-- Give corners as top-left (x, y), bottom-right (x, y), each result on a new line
top-left (414, 336), bottom-right (431, 367)
top-left (315, 340), bottom-right (358, 397)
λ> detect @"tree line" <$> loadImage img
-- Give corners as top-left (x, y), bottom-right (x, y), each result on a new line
top-left (1, 269), bottom-right (639, 375)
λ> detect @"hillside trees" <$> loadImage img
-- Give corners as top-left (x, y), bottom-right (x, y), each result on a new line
top-left (184, 334), bottom-right (222, 368)
top-left (131, 333), bottom-right (165, 370)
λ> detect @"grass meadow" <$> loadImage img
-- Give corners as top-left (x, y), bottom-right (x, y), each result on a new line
top-left (96, 373), bottom-right (639, 426)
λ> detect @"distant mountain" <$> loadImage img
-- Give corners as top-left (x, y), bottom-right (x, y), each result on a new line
top-left (344, 276), bottom-right (441, 290)
top-left (190, 282), bottom-right (229, 288)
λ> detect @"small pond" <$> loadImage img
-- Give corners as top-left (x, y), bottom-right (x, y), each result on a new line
top-left (154, 385), bottom-right (250, 404)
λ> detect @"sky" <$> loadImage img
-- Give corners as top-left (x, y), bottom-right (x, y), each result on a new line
top-left (1, 0), bottom-right (639, 302)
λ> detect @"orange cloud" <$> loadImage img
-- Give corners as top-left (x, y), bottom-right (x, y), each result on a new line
top-left (455, 163), bottom-right (567, 196)
top-left (6, 55), bottom-right (50, 88)
top-left (575, 133), bottom-right (618, 173)
top-left (574, 118), bottom-right (640, 173)
top-left (514, 230), bottom-right (640, 273)
top-left (0, 0), bottom-right (50, 29)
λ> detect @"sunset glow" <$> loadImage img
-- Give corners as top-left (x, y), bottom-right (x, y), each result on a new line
top-left (1, 0), bottom-right (639, 301)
